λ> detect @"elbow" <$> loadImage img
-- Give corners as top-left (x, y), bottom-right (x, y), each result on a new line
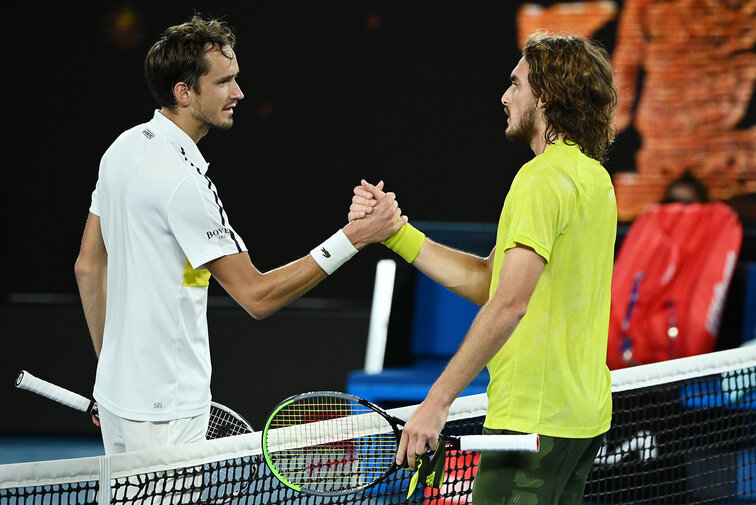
top-left (472, 296), bottom-right (487, 308)
top-left (75, 249), bottom-right (107, 284)
top-left (501, 299), bottom-right (529, 323)
top-left (222, 283), bottom-right (279, 320)
top-left (222, 273), bottom-right (287, 320)
top-left (472, 289), bottom-right (492, 307)
top-left (244, 298), bottom-right (279, 320)
top-left (248, 306), bottom-right (272, 320)
top-left (74, 256), bottom-right (95, 284)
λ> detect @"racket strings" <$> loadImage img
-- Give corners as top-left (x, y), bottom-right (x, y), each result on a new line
top-left (207, 405), bottom-right (252, 439)
top-left (266, 396), bottom-right (397, 492)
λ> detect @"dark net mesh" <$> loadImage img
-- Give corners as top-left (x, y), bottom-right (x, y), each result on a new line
top-left (2, 366), bottom-right (755, 504)
top-left (583, 367), bottom-right (756, 504)
top-left (0, 481), bottom-right (98, 505)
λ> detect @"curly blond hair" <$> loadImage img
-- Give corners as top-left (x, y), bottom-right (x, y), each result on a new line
top-left (522, 31), bottom-right (618, 162)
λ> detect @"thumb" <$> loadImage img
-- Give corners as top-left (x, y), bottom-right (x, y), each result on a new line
top-left (361, 179), bottom-right (387, 199)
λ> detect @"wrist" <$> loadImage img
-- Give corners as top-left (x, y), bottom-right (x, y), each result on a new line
top-left (424, 386), bottom-right (454, 415)
top-left (382, 223), bottom-right (425, 263)
top-left (310, 229), bottom-right (358, 275)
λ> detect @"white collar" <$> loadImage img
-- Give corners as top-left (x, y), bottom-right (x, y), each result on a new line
top-left (148, 110), bottom-right (210, 174)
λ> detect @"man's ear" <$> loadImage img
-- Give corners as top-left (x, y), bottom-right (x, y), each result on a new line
top-left (173, 82), bottom-right (192, 107)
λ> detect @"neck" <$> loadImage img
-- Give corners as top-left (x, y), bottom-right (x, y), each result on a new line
top-left (160, 107), bottom-right (208, 144)
top-left (529, 126), bottom-right (547, 156)
top-left (530, 127), bottom-right (562, 156)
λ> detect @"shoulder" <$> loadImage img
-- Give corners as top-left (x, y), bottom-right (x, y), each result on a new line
top-left (104, 125), bottom-right (191, 173)
top-left (515, 150), bottom-right (578, 197)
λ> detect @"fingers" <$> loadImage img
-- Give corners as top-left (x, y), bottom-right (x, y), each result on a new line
top-left (376, 191), bottom-right (397, 209)
top-left (348, 193), bottom-right (384, 222)
top-left (350, 180), bottom-right (386, 221)
top-left (352, 193), bottom-right (377, 215)
top-left (380, 193), bottom-right (407, 226)
top-left (353, 185), bottom-right (378, 204)
top-left (346, 180), bottom-right (407, 244)
top-left (361, 179), bottom-right (387, 200)
top-left (396, 432), bottom-right (430, 471)
top-left (396, 431), bottom-right (408, 467)
top-left (396, 431), bottom-right (421, 471)
top-left (348, 200), bottom-right (373, 222)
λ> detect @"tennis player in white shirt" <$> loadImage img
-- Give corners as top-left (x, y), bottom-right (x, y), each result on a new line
top-left (75, 15), bottom-right (404, 455)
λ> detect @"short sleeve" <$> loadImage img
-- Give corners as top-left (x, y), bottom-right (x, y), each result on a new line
top-left (501, 168), bottom-right (576, 262)
top-left (89, 180), bottom-right (101, 217)
top-left (168, 176), bottom-right (247, 269)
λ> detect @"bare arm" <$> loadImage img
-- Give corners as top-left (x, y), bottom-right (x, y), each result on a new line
top-left (74, 213), bottom-right (108, 358)
top-left (412, 240), bottom-right (494, 306)
top-left (396, 245), bottom-right (546, 468)
top-left (208, 192), bottom-right (406, 319)
top-left (207, 251), bottom-right (326, 319)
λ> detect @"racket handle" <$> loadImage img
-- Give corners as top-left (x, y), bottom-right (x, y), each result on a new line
top-left (16, 370), bottom-right (95, 414)
top-left (459, 433), bottom-right (540, 453)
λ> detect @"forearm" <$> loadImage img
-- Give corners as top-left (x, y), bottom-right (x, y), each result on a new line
top-left (396, 246), bottom-right (544, 466)
top-left (76, 267), bottom-right (107, 358)
top-left (75, 213), bottom-right (108, 358)
top-left (213, 197), bottom-right (406, 319)
top-left (425, 246), bottom-right (544, 408)
top-left (220, 254), bottom-right (327, 319)
top-left (412, 239), bottom-right (493, 306)
top-left (395, 296), bottom-right (525, 467)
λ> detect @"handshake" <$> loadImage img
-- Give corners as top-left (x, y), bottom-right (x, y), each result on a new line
top-left (343, 179), bottom-right (425, 263)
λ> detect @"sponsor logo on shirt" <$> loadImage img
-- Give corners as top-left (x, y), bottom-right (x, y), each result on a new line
top-left (142, 129), bottom-right (154, 139)
top-left (207, 227), bottom-right (232, 240)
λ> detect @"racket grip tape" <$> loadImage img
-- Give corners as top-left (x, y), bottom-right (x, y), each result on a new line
top-left (16, 370), bottom-right (95, 415)
top-left (459, 433), bottom-right (540, 453)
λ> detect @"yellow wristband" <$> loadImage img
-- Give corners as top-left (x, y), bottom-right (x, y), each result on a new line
top-left (382, 223), bottom-right (425, 263)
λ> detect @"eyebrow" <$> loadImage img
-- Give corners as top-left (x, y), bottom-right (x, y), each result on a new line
top-left (215, 70), bottom-right (239, 83)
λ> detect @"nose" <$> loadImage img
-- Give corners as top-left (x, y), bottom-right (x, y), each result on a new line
top-left (232, 80), bottom-right (244, 101)
top-left (501, 88), bottom-right (511, 106)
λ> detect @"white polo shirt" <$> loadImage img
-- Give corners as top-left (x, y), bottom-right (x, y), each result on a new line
top-left (90, 110), bottom-right (247, 421)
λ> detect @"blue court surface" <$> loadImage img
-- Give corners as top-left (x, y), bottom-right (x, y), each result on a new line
top-left (0, 435), bottom-right (104, 464)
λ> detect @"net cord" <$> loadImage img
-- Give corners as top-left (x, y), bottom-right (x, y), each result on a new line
top-left (610, 345), bottom-right (756, 392)
top-left (2, 345), bottom-right (756, 493)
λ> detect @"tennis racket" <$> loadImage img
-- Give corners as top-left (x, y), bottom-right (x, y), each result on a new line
top-left (16, 370), bottom-right (257, 505)
top-left (261, 391), bottom-right (539, 496)
top-left (15, 370), bottom-right (254, 439)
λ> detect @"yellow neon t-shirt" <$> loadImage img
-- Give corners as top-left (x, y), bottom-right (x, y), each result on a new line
top-left (484, 139), bottom-right (616, 438)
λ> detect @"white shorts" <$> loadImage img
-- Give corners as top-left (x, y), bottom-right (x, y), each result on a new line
top-left (99, 404), bottom-right (210, 455)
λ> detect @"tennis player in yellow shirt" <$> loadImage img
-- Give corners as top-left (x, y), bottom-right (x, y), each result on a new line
top-left (350, 31), bottom-right (618, 505)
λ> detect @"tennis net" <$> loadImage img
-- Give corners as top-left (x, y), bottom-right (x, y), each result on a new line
top-left (2, 346), bottom-right (755, 504)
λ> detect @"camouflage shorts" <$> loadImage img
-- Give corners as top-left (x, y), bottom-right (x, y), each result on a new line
top-left (471, 428), bottom-right (605, 505)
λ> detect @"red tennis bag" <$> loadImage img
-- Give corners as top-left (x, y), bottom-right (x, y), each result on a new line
top-left (607, 202), bottom-right (742, 370)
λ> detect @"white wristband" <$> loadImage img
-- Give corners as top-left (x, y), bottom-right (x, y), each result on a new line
top-left (310, 229), bottom-right (358, 275)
